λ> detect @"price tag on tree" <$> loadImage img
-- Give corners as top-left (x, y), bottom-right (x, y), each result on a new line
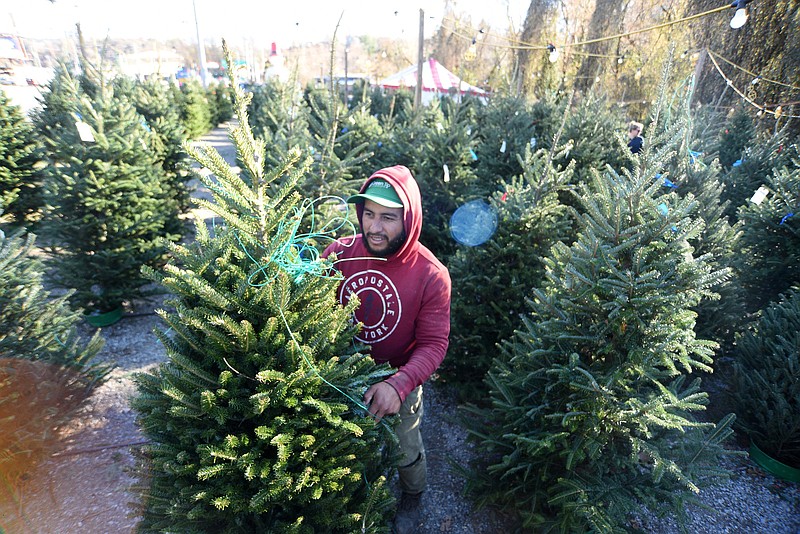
top-left (750, 186), bottom-right (769, 205)
top-left (75, 120), bottom-right (95, 143)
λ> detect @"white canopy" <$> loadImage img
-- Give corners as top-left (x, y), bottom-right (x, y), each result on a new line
top-left (378, 58), bottom-right (488, 104)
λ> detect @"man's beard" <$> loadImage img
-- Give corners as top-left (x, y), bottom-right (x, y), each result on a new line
top-left (363, 230), bottom-right (407, 258)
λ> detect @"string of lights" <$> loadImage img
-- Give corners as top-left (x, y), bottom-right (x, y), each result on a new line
top-left (442, 3), bottom-right (734, 54)
top-left (708, 49), bottom-right (800, 92)
top-left (707, 51), bottom-right (800, 119)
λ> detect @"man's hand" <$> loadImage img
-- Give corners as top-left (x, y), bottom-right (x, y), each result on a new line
top-left (364, 381), bottom-right (402, 422)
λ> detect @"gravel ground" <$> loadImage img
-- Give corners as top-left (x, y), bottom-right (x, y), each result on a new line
top-left (2, 123), bottom-right (798, 534)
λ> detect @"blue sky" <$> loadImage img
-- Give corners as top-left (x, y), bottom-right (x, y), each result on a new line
top-left (3, 0), bottom-right (529, 47)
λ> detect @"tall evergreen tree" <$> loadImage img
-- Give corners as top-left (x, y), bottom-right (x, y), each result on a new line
top-left (459, 111), bottom-right (735, 532)
top-left (128, 77), bottom-right (193, 228)
top-left (133, 43), bottom-right (395, 533)
top-left (0, 90), bottom-right (45, 225)
top-left (733, 287), bottom-right (800, 468)
top-left (180, 79), bottom-right (214, 140)
top-left (38, 67), bottom-right (176, 313)
top-left (736, 147), bottom-right (800, 311)
top-left (1, 219), bottom-right (109, 483)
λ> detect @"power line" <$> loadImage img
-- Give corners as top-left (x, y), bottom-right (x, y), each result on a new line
top-left (442, 4), bottom-right (731, 52)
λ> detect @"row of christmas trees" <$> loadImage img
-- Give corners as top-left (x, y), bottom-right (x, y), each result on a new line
top-left (1, 41), bottom-right (797, 530)
top-left (0, 56), bottom-right (230, 495)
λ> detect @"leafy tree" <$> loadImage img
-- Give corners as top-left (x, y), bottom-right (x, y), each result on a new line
top-left (133, 43), bottom-right (396, 533)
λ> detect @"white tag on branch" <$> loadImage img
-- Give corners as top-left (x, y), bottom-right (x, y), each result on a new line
top-left (750, 186), bottom-right (769, 205)
top-left (530, 137), bottom-right (537, 148)
top-left (500, 139), bottom-right (507, 153)
top-left (443, 164), bottom-right (450, 183)
top-left (75, 120), bottom-right (95, 142)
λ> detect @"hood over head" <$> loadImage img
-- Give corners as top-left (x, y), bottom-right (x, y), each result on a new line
top-left (353, 165), bottom-right (422, 262)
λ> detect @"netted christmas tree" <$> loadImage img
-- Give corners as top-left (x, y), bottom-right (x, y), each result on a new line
top-left (132, 42), bottom-right (396, 533)
top-left (732, 287), bottom-right (800, 468)
top-left (0, 89), bottom-right (46, 225)
top-left (0, 216), bottom-right (108, 485)
top-left (37, 64), bottom-right (177, 313)
top-left (441, 146), bottom-right (574, 400)
top-left (458, 99), bottom-right (736, 532)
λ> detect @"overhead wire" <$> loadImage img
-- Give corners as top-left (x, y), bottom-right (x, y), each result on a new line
top-left (708, 49), bottom-right (800, 91)
top-left (442, 4), bottom-right (731, 52)
top-left (707, 51), bottom-right (800, 118)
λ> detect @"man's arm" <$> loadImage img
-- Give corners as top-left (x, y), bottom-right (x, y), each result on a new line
top-left (376, 269), bottom-right (451, 405)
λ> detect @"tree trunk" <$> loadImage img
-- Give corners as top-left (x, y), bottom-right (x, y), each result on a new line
top-left (575, 0), bottom-right (627, 93)
top-left (515, 0), bottom-right (559, 96)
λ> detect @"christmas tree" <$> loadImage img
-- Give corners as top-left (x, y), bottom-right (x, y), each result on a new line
top-left (472, 93), bottom-right (560, 189)
top-left (442, 146), bottom-right (574, 400)
top-left (180, 79), bottom-right (214, 140)
top-left (126, 76), bottom-right (193, 230)
top-left (0, 90), bottom-right (46, 225)
top-left (37, 65), bottom-right (176, 313)
top-left (302, 84), bottom-right (371, 197)
top-left (459, 104), bottom-right (735, 531)
top-left (716, 106), bottom-right (755, 169)
top-left (736, 146), bottom-right (800, 311)
top-left (247, 78), bottom-right (311, 171)
top-left (733, 287), bottom-right (800, 468)
top-left (719, 125), bottom-right (794, 222)
top-left (133, 42), bottom-right (396, 533)
top-left (0, 218), bottom-right (108, 484)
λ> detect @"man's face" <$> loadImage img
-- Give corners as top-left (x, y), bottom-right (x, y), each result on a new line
top-left (361, 199), bottom-right (406, 257)
top-left (628, 127), bottom-right (640, 140)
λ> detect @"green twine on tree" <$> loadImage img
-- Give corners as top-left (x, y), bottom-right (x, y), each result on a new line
top-left (232, 196), bottom-right (374, 416)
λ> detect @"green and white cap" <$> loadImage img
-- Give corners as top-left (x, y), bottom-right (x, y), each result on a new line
top-left (346, 179), bottom-right (403, 208)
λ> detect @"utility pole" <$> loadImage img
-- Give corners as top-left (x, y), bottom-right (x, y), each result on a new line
top-left (192, 0), bottom-right (208, 87)
top-left (415, 8), bottom-right (424, 110)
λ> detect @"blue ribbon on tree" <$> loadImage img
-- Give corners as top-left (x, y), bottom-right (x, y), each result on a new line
top-left (780, 212), bottom-right (794, 225)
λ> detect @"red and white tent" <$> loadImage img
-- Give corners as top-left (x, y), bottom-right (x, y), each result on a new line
top-left (378, 58), bottom-right (488, 104)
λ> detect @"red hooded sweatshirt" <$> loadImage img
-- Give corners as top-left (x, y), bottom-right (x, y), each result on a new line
top-left (323, 166), bottom-right (451, 402)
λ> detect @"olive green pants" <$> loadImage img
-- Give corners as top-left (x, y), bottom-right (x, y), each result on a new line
top-left (396, 385), bottom-right (426, 494)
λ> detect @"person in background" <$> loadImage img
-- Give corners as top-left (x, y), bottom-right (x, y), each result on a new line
top-left (323, 165), bottom-right (451, 534)
top-left (628, 120), bottom-right (644, 154)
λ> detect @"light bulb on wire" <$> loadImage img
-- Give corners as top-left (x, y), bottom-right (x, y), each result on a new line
top-left (730, 0), bottom-right (749, 29)
top-left (547, 44), bottom-right (559, 63)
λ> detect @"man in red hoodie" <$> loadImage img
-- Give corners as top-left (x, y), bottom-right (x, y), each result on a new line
top-left (324, 165), bottom-right (451, 533)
